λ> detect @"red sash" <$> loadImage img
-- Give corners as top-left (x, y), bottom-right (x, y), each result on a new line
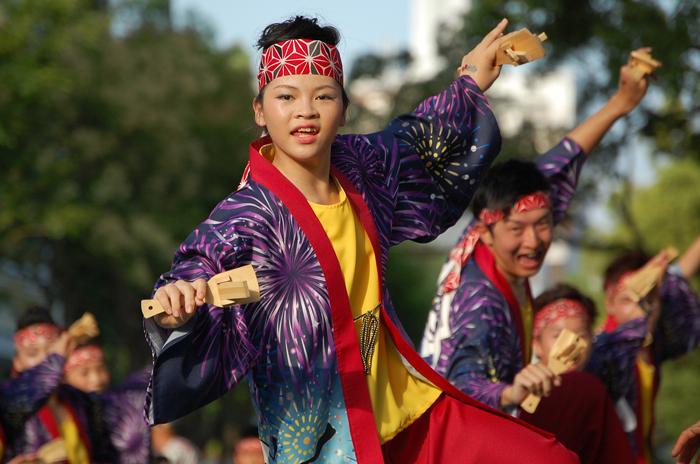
top-left (473, 241), bottom-right (531, 367)
top-left (37, 398), bottom-right (92, 463)
top-left (249, 140), bottom-right (556, 463)
top-left (0, 422), bottom-right (6, 463)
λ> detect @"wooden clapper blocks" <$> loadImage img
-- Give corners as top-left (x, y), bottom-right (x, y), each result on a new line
top-left (142, 265), bottom-right (260, 318)
top-left (624, 246), bottom-right (679, 302)
top-left (520, 328), bottom-right (588, 414)
top-left (629, 49), bottom-right (661, 82)
top-left (67, 312), bottom-right (100, 345)
top-left (495, 28), bottom-right (548, 66)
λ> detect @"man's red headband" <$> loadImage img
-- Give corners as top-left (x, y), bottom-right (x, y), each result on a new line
top-left (14, 323), bottom-right (62, 350)
top-left (479, 191), bottom-right (552, 226)
top-left (533, 298), bottom-right (590, 338)
top-left (258, 39), bottom-right (344, 92)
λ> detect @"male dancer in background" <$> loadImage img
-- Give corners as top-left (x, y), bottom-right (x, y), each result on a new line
top-left (599, 232), bottom-right (700, 463)
top-left (421, 61), bottom-right (649, 413)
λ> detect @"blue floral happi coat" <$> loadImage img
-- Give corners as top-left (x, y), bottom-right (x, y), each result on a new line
top-left (144, 76), bottom-right (504, 464)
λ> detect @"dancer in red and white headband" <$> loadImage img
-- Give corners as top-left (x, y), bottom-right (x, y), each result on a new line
top-left (421, 59), bottom-right (651, 414)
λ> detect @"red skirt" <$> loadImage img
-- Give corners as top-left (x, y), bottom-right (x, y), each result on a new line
top-left (382, 393), bottom-right (580, 464)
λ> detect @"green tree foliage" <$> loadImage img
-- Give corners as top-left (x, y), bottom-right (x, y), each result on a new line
top-left (452, 1), bottom-right (700, 167)
top-left (0, 0), bottom-right (256, 371)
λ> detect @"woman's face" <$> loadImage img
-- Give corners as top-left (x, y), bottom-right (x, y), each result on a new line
top-left (64, 360), bottom-right (111, 394)
top-left (253, 74), bottom-right (346, 169)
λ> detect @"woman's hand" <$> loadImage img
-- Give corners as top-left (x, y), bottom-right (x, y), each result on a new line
top-left (672, 420), bottom-right (700, 464)
top-left (47, 331), bottom-right (77, 359)
top-left (608, 49), bottom-right (653, 116)
top-left (153, 279), bottom-right (207, 329)
top-left (499, 362), bottom-right (561, 408)
top-left (458, 18), bottom-right (509, 92)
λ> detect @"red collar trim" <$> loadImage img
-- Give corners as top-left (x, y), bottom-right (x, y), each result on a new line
top-left (473, 241), bottom-right (530, 367)
top-left (249, 145), bottom-right (383, 463)
top-left (0, 422), bottom-right (5, 463)
top-left (37, 397), bottom-right (92, 461)
top-left (248, 143), bottom-right (554, 446)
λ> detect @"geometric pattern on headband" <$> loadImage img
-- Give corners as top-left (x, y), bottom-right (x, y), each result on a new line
top-left (479, 191), bottom-right (552, 226)
top-left (64, 344), bottom-right (105, 373)
top-left (14, 323), bottom-right (62, 350)
top-left (532, 298), bottom-right (590, 339)
top-left (258, 39), bottom-right (343, 91)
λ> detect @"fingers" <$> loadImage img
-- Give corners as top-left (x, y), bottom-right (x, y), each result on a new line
top-left (515, 363), bottom-right (557, 398)
top-left (481, 18), bottom-right (509, 47)
top-left (672, 423), bottom-right (700, 462)
top-left (154, 281), bottom-right (203, 319)
top-left (193, 279), bottom-right (207, 306)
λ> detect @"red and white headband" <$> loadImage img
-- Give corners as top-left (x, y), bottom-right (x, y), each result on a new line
top-left (479, 191), bottom-right (552, 226)
top-left (258, 39), bottom-right (343, 92)
top-left (14, 323), bottom-right (62, 350)
top-left (64, 344), bottom-right (105, 373)
top-left (605, 271), bottom-right (636, 299)
top-left (533, 298), bottom-right (590, 338)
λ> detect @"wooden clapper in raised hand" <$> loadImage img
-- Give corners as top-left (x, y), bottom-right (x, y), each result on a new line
top-left (628, 48), bottom-right (662, 82)
top-left (520, 328), bottom-right (588, 414)
top-left (495, 28), bottom-right (548, 66)
top-left (624, 246), bottom-right (679, 302)
top-left (67, 312), bottom-right (100, 345)
top-left (141, 265), bottom-right (260, 318)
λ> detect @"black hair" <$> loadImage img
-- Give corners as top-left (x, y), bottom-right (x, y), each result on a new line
top-left (240, 426), bottom-right (259, 439)
top-left (603, 250), bottom-right (650, 290)
top-left (471, 159), bottom-right (551, 221)
top-left (254, 16), bottom-right (349, 106)
top-left (16, 305), bottom-right (55, 332)
top-left (533, 283), bottom-right (597, 326)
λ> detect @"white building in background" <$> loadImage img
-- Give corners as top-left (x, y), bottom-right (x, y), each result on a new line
top-left (408, 0), bottom-right (471, 81)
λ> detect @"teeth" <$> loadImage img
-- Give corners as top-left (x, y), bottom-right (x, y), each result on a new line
top-left (297, 128), bottom-right (317, 133)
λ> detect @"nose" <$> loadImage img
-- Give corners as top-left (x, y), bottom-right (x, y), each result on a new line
top-left (522, 225), bottom-right (541, 249)
top-left (295, 96), bottom-right (319, 119)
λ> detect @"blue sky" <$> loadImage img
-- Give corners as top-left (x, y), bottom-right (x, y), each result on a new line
top-left (171, 0), bottom-right (410, 72)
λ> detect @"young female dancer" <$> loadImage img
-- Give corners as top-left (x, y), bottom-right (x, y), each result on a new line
top-left (144, 15), bottom-right (577, 464)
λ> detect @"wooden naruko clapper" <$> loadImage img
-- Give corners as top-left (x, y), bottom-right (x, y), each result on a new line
top-left (141, 265), bottom-right (260, 318)
top-left (520, 328), bottom-right (588, 414)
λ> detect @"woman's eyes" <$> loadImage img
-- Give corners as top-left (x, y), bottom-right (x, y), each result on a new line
top-left (274, 94), bottom-right (336, 101)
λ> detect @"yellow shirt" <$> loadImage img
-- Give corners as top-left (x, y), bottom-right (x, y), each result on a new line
top-left (59, 414), bottom-right (90, 464)
top-left (521, 300), bottom-right (533, 362)
top-left (309, 183), bottom-right (441, 444)
top-left (636, 356), bottom-right (655, 464)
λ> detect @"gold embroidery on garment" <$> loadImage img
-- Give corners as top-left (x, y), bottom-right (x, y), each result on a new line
top-left (354, 304), bottom-right (381, 375)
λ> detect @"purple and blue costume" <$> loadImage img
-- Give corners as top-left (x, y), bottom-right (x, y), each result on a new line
top-left (3, 355), bottom-right (117, 463)
top-left (420, 138), bottom-right (586, 411)
top-left (144, 76), bottom-right (511, 464)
